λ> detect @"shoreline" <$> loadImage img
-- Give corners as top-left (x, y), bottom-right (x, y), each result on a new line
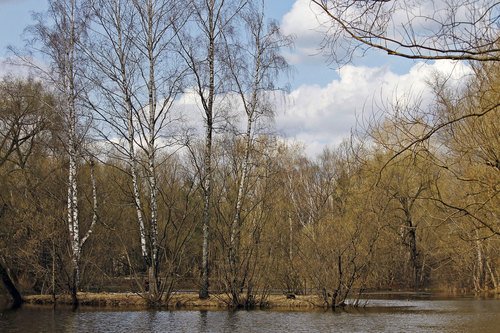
top-left (23, 292), bottom-right (325, 310)
top-left (21, 290), bottom-right (500, 311)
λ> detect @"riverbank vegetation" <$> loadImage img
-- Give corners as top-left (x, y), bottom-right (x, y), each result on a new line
top-left (0, 0), bottom-right (498, 310)
top-left (23, 292), bottom-right (327, 310)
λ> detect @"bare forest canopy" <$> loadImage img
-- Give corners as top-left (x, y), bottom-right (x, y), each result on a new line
top-left (0, 0), bottom-right (498, 309)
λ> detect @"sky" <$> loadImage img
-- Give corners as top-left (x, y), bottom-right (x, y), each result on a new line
top-left (0, 0), bottom-right (470, 157)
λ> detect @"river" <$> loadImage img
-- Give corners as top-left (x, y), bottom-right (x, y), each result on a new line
top-left (1, 297), bottom-right (499, 332)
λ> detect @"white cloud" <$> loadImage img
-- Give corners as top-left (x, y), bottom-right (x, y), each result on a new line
top-left (280, 0), bottom-right (328, 65)
top-left (275, 60), bottom-right (473, 157)
top-left (172, 60), bottom-right (472, 158)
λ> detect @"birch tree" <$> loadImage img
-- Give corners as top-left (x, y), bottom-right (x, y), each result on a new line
top-left (176, 0), bottom-right (248, 299)
top-left (84, 0), bottom-right (148, 267)
top-left (84, 0), bottom-right (185, 304)
top-left (221, 0), bottom-right (291, 306)
top-left (25, 0), bottom-right (98, 306)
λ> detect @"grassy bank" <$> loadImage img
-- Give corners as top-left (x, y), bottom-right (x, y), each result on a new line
top-left (24, 292), bottom-right (325, 310)
top-left (23, 290), bottom-right (499, 310)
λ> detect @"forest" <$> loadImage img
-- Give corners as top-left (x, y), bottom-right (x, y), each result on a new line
top-left (0, 0), bottom-right (498, 309)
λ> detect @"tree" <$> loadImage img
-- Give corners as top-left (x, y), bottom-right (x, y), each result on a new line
top-left (221, 0), bottom-right (291, 307)
top-left (310, 2), bottom-right (499, 200)
top-left (360, 59), bottom-right (499, 292)
top-left (83, 0), bottom-right (187, 305)
top-left (24, 0), bottom-right (99, 307)
top-left (280, 141), bottom-right (380, 309)
top-left (311, 0), bottom-right (500, 62)
top-left (176, 0), bottom-right (248, 299)
top-left (431, 61), bottom-right (499, 291)
top-left (0, 77), bottom-right (55, 308)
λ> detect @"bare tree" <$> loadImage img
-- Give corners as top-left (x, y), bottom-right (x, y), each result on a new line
top-left (221, 0), bottom-right (291, 307)
top-left (175, 0), bottom-right (248, 299)
top-left (311, 0), bottom-right (500, 62)
top-left (19, 0), bottom-right (100, 307)
top-left (311, 0), bottom-right (499, 177)
top-left (84, 0), bottom-right (148, 269)
top-left (83, 0), bottom-right (186, 304)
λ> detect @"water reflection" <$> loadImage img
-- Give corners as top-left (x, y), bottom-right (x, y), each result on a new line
top-left (0, 298), bottom-right (499, 332)
top-left (198, 310), bottom-right (208, 332)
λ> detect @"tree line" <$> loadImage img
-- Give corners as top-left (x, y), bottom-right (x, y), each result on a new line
top-left (0, 0), bottom-right (498, 309)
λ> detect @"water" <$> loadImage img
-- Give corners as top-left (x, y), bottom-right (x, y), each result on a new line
top-left (1, 298), bottom-right (499, 332)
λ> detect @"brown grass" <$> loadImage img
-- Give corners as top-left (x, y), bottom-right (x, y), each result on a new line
top-left (24, 292), bottom-right (326, 310)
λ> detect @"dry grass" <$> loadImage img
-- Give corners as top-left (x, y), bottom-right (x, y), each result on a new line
top-left (24, 292), bottom-right (326, 310)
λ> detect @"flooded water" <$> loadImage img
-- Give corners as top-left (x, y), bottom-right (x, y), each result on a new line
top-left (1, 298), bottom-right (499, 332)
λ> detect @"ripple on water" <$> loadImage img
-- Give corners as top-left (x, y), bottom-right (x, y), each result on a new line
top-left (0, 298), bottom-right (499, 333)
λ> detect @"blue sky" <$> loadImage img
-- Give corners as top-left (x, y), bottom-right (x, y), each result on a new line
top-left (0, 0), bottom-right (411, 87)
top-left (0, 2), bottom-right (294, 50)
top-left (0, 0), bottom-right (467, 156)
top-left (0, 0), bottom-right (46, 56)
top-left (0, 0), bottom-right (328, 86)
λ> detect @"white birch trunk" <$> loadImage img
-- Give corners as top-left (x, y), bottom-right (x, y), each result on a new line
top-left (130, 139), bottom-right (148, 262)
top-left (66, 0), bottom-right (81, 302)
top-left (474, 232), bottom-right (485, 291)
top-left (199, 1), bottom-right (216, 299)
top-left (200, 121), bottom-right (212, 299)
top-left (228, 19), bottom-right (262, 303)
top-left (80, 159), bottom-right (99, 247)
top-left (145, 0), bottom-right (159, 297)
top-left (112, 0), bottom-right (149, 262)
top-left (229, 111), bottom-right (253, 295)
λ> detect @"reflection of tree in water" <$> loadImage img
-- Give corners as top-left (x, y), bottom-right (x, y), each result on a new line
top-left (225, 310), bottom-right (240, 332)
top-left (198, 310), bottom-right (208, 331)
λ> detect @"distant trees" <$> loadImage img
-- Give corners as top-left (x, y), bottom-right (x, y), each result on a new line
top-left (312, 0), bottom-right (499, 293)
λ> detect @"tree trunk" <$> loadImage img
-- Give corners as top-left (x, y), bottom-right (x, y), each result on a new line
top-left (228, 112), bottom-right (253, 306)
top-left (199, 1), bottom-right (216, 300)
top-left (474, 237), bottom-right (485, 292)
top-left (401, 198), bottom-right (420, 290)
top-left (0, 260), bottom-right (23, 309)
top-left (408, 225), bottom-right (420, 290)
top-left (66, 0), bottom-right (81, 308)
top-left (199, 122), bottom-right (212, 299)
top-left (70, 265), bottom-right (79, 308)
top-left (145, 0), bottom-right (160, 301)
